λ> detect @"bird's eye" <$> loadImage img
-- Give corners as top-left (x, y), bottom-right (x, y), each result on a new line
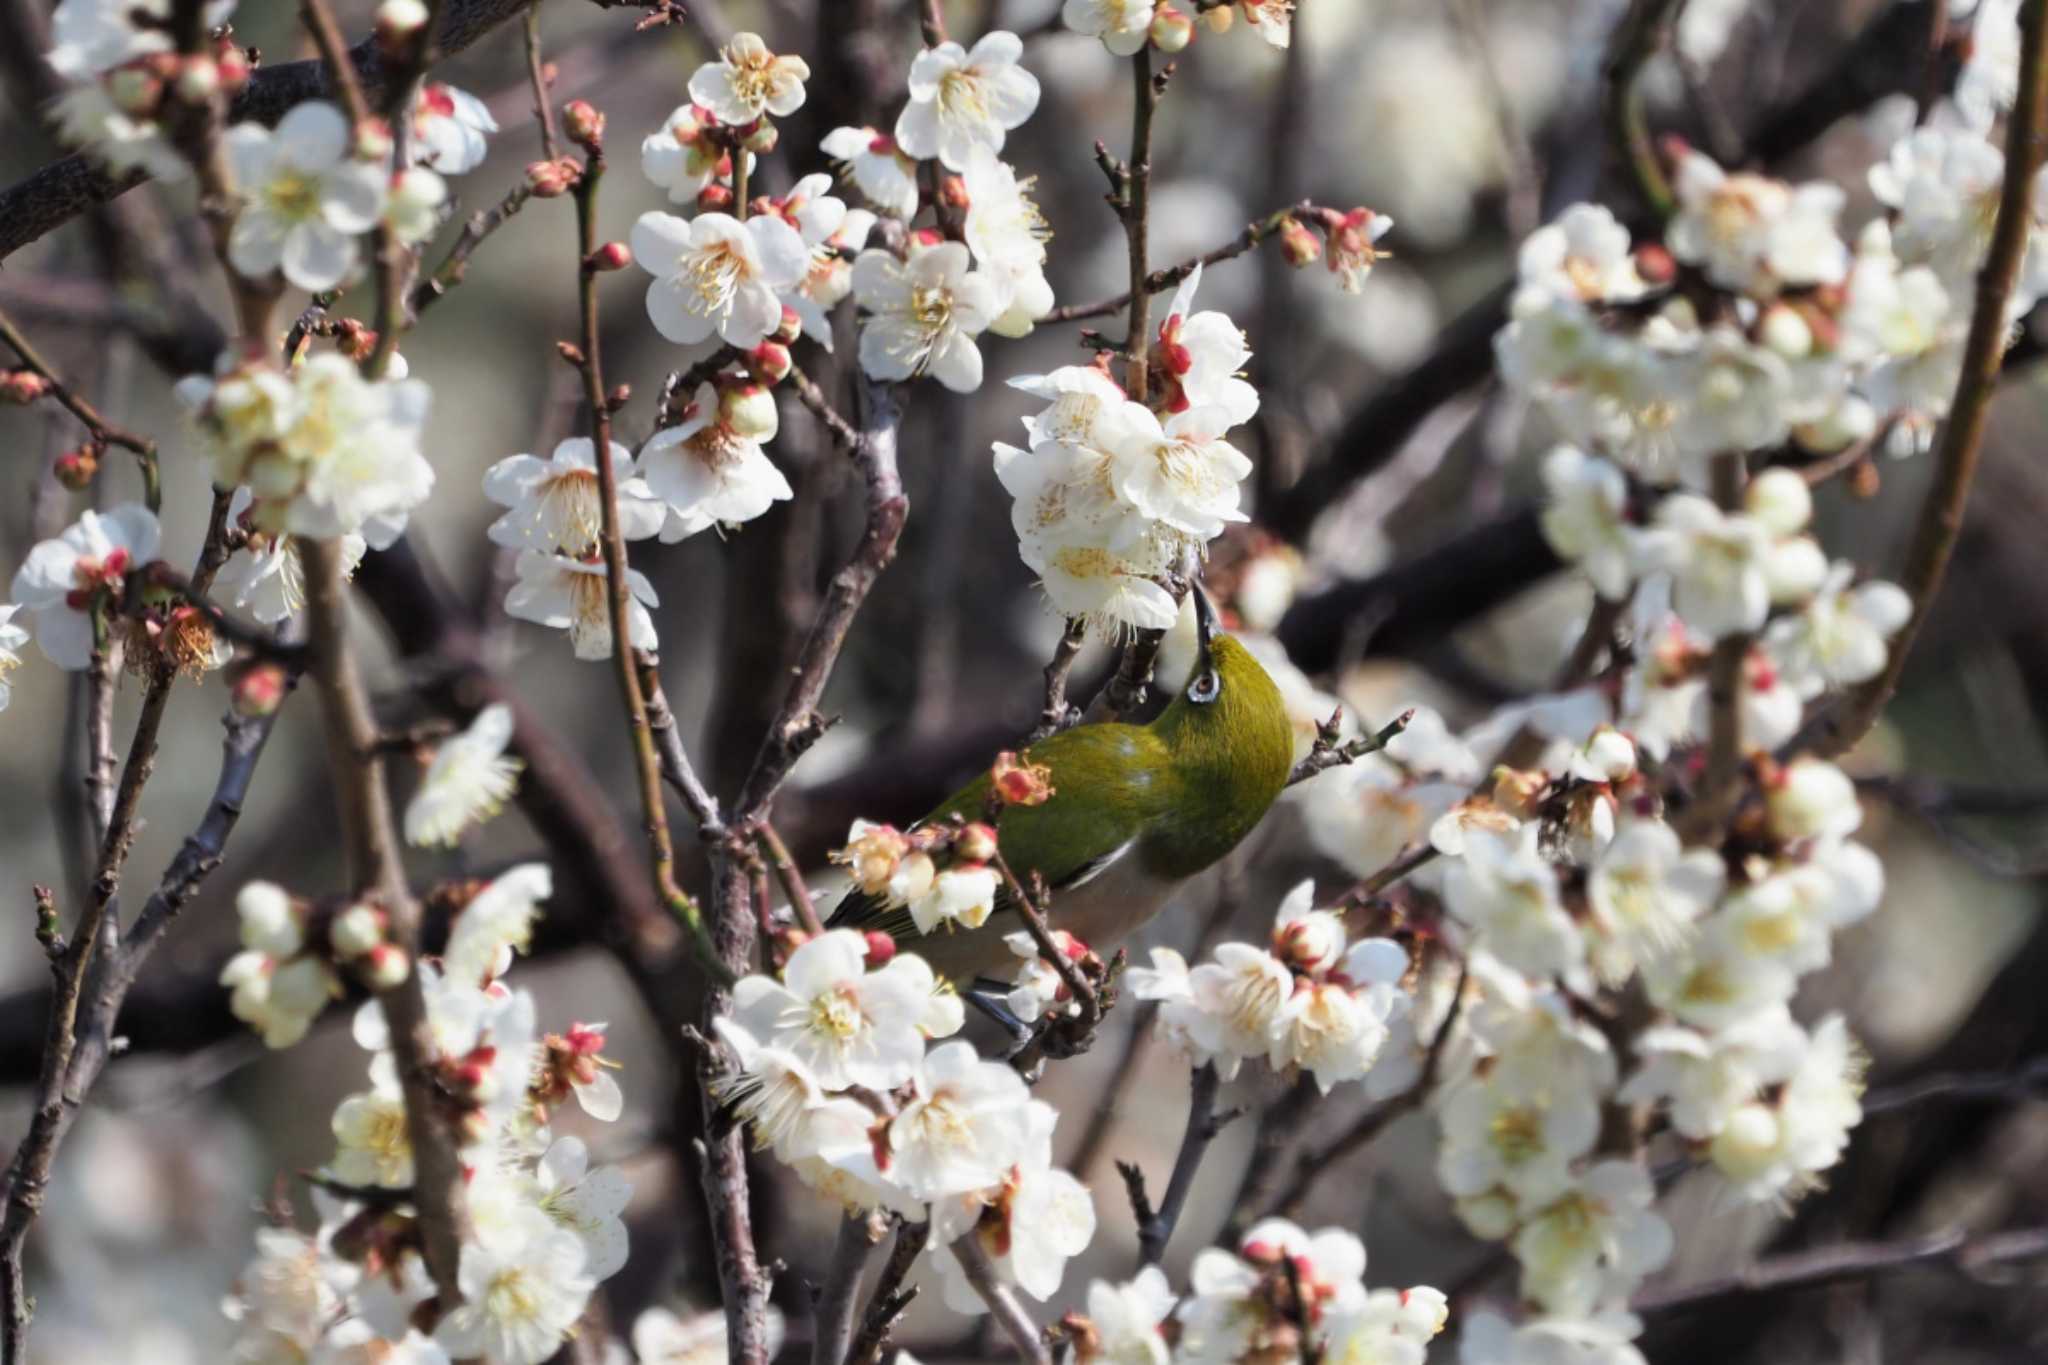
top-left (1188, 668), bottom-right (1220, 705)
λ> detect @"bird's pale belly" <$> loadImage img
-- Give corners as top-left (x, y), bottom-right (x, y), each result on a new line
top-left (902, 855), bottom-right (1187, 985)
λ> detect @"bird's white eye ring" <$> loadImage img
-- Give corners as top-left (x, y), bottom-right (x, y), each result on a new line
top-left (1188, 669), bottom-right (1220, 705)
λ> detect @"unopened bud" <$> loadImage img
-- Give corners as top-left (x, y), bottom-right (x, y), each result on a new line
top-left (0, 369), bottom-right (50, 404)
top-left (330, 904), bottom-right (384, 959)
top-left (748, 340), bottom-right (792, 384)
top-left (1757, 303), bottom-right (1812, 360)
top-left (909, 226), bottom-right (945, 250)
top-left (1150, 4), bottom-right (1194, 51)
top-left (360, 942), bottom-right (411, 991)
top-left (213, 39), bottom-right (251, 91)
top-left (1277, 216), bottom-right (1321, 268)
top-left (775, 304), bottom-right (802, 344)
top-left (555, 340), bottom-right (586, 366)
top-left (176, 54), bottom-right (219, 100)
top-left (1633, 242), bottom-right (1677, 286)
top-left (1204, 3), bottom-right (1234, 32)
top-left (526, 157), bottom-right (578, 197)
top-left (334, 318), bottom-right (377, 362)
top-left (231, 661), bottom-right (289, 717)
top-left (955, 822), bottom-right (999, 863)
top-left (938, 175), bottom-right (969, 212)
top-left (375, 0), bottom-right (430, 50)
top-left (353, 119), bottom-right (395, 164)
top-left (585, 240), bottom-right (633, 272)
top-left (990, 751), bottom-right (1055, 806)
top-left (53, 446), bottom-right (98, 491)
top-left (563, 99), bottom-right (605, 150)
top-left (1744, 466), bottom-right (1813, 537)
top-left (742, 122), bottom-right (779, 154)
top-left (719, 381), bottom-right (778, 439)
top-left (606, 383), bottom-right (633, 411)
top-left (696, 183), bottom-right (734, 212)
top-left (863, 930), bottom-right (897, 967)
top-left (773, 926), bottom-right (810, 963)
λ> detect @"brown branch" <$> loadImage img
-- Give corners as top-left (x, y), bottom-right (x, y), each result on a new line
top-left (81, 643), bottom-right (120, 850)
top-left (0, 305), bottom-right (158, 499)
top-left (1682, 451), bottom-right (1752, 841)
top-left (1122, 1062), bottom-right (1231, 1267)
top-left (756, 822), bottom-right (824, 937)
top-left (847, 1219), bottom-right (929, 1365)
top-left (1122, 47), bottom-right (1159, 398)
top-left (641, 657), bottom-right (725, 835)
top-left (1863, 1055), bottom-right (2048, 1116)
top-left (1812, 0), bottom-right (2048, 759)
top-left (0, 0), bottom-right (538, 263)
top-left (788, 363), bottom-right (863, 453)
top-left (411, 181), bottom-right (539, 315)
top-left (1631, 1225), bottom-right (2048, 1316)
top-left (1602, 0), bottom-right (1680, 217)
top-left (525, 0), bottom-right (563, 161)
top-left (1287, 708), bottom-right (1414, 787)
top-left (949, 1230), bottom-right (1051, 1365)
top-left (1028, 619), bottom-right (1087, 742)
top-left (811, 1212), bottom-right (877, 1365)
top-left (1042, 204), bottom-right (1314, 325)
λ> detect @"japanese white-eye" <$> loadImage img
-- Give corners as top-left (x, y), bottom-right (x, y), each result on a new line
top-left (831, 586), bottom-right (1294, 984)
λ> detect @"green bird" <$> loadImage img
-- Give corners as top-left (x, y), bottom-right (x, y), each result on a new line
top-left (830, 587), bottom-right (1295, 988)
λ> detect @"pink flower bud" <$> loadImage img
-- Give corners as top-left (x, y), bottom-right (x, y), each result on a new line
top-left (990, 751), bottom-right (1054, 806)
top-left (526, 158), bottom-right (578, 198)
top-left (175, 54), bottom-right (219, 100)
top-left (334, 318), bottom-right (377, 361)
top-left (212, 38), bottom-right (251, 91)
top-left (586, 241), bottom-right (633, 272)
top-left (1278, 216), bottom-right (1321, 268)
top-left (775, 304), bottom-right (803, 344)
top-left (955, 821), bottom-right (999, 863)
top-left (863, 931), bottom-right (897, 967)
top-left (1633, 243), bottom-right (1676, 285)
top-left (697, 183), bottom-right (735, 212)
top-left (563, 99), bottom-right (605, 150)
top-left (1, 370), bottom-right (50, 404)
top-left (719, 381), bottom-right (778, 439)
top-left (231, 662), bottom-right (289, 717)
top-left (748, 341), bottom-right (792, 384)
top-left (1150, 4), bottom-right (1195, 51)
top-left (361, 942), bottom-right (411, 991)
top-left (742, 122), bottom-right (779, 154)
top-left (53, 446), bottom-right (98, 491)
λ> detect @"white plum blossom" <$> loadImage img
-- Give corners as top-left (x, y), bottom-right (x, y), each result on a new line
top-left (1107, 406), bottom-right (1252, 543)
top-left (1642, 914), bottom-right (1798, 1033)
top-left (929, 1103), bottom-right (1095, 1310)
top-left (0, 606), bottom-right (27, 713)
top-left (412, 82), bottom-right (497, 173)
top-left (1437, 1070), bottom-right (1602, 1216)
top-left (1764, 564), bottom-right (1911, 697)
top-left (961, 147), bottom-right (1055, 336)
top-left (821, 126), bottom-right (921, 220)
top-left (225, 102), bottom-right (389, 292)
top-left (711, 1018), bottom-right (851, 1162)
top-left (404, 704), bottom-right (524, 848)
top-left (1765, 756), bottom-right (1863, 843)
top-left (443, 863), bottom-right (552, 986)
top-left (853, 242), bottom-right (1000, 391)
top-left (640, 382), bottom-right (795, 540)
top-left (633, 1307), bottom-right (788, 1365)
top-left (50, 81), bottom-right (188, 181)
top-left (729, 930), bottom-right (937, 1090)
top-left (1518, 204), bottom-right (1647, 304)
top-left (1666, 152), bottom-right (1849, 296)
top-left (214, 489), bottom-right (368, 626)
top-left (1707, 1014), bottom-right (1864, 1203)
top-left (1585, 820), bottom-right (1724, 984)
top-left (533, 1136), bottom-right (631, 1281)
top-left (894, 31), bottom-right (1041, 172)
top-left (882, 1040), bottom-right (1033, 1200)
top-left (643, 105), bottom-right (739, 205)
top-left (1152, 264), bottom-right (1260, 428)
top-left (688, 32), bottom-right (810, 126)
top-left (47, 0), bottom-right (223, 78)
top-left (1540, 446), bottom-right (1636, 600)
top-left (632, 211), bottom-right (809, 347)
top-left (483, 437), bottom-right (666, 554)
top-left (1512, 1161), bottom-right (1673, 1315)
top-left (503, 551), bottom-right (659, 660)
top-left (225, 1225), bottom-right (356, 1348)
top-left (1063, 0), bottom-right (1155, 55)
top-left (1458, 1310), bottom-right (1650, 1365)
top-left (1077, 1267), bottom-right (1175, 1364)
top-left (329, 1054), bottom-right (413, 1188)
top-left (908, 863), bottom-right (1000, 934)
top-left (1618, 1009), bottom-right (1807, 1140)
top-left (1867, 125), bottom-right (2006, 289)
top-left (9, 503), bottom-right (159, 670)
top-left (432, 1213), bottom-right (593, 1365)
top-left (1442, 825), bottom-right (1586, 981)
top-left (1633, 495), bottom-right (1784, 641)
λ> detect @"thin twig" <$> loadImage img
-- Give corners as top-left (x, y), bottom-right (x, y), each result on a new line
top-left (811, 1212), bottom-right (877, 1365)
top-left (950, 1230), bottom-right (1052, 1365)
top-left (1127, 1062), bottom-right (1232, 1266)
top-left (1813, 0), bottom-right (2048, 759)
top-left (525, 0), bottom-right (562, 161)
top-left (1683, 451), bottom-right (1751, 839)
top-left (788, 362), bottom-right (863, 453)
top-left (642, 658), bottom-right (725, 835)
top-left (1287, 708), bottom-right (1414, 787)
top-left (1042, 204), bottom-right (1314, 324)
top-left (847, 1219), bottom-right (930, 1365)
top-left (1122, 46), bottom-right (1158, 397)
top-left (410, 180), bottom-right (536, 315)
top-left (1602, 0), bottom-right (1681, 217)
top-left (1028, 619), bottom-right (1087, 742)
top-left (757, 821), bottom-right (825, 937)
top-left (1631, 1225), bottom-right (2048, 1316)
top-left (0, 305), bottom-right (158, 502)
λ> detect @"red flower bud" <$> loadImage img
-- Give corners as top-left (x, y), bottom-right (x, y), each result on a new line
top-left (53, 446), bottom-right (98, 491)
top-left (585, 240), bottom-right (633, 272)
top-left (230, 661), bottom-right (289, 717)
top-left (1277, 216), bottom-right (1321, 268)
top-left (990, 751), bottom-right (1055, 806)
top-left (863, 931), bottom-right (897, 967)
top-left (526, 157), bottom-right (579, 198)
top-left (1633, 243), bottom-right (1677, 286)
top-left (563, 99), bottom-right (606, 150)
top-left (938, 175), bottom-right (970, 212)
top-left (1, 370), bottom-right (50, 404)
top-left (696, 183), bottom-right (735, 212)
top-left (955, 821), bottom-right (999, 863)
top-left (748, 341), bottom-right (792, 384)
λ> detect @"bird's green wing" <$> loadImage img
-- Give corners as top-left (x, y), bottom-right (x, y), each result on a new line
top-left (825, 722), bottom-right (1168, 942)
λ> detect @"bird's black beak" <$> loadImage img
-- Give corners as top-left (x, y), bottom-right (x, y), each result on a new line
top-left (1187, 582), bottom-right (1222, 704)
top-left (1192, 581), bottom-right (1219, 662)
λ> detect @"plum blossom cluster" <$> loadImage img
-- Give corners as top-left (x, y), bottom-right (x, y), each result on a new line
top-left (46, 0), bottom-right (247, 182)
top-left (221, 862), bottom-right (638, 1364)
top-left (994, 268), bottom-right (1260, 633)
top-left (711, 929), bottom-right (1103, 1314)
top-left (1130, 880), bottom-right (1416, 1094)
top-left (1063, 0), bottom-right (1295, 55)
top-left (1062, 1220), bottom-right (1445, 1365)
